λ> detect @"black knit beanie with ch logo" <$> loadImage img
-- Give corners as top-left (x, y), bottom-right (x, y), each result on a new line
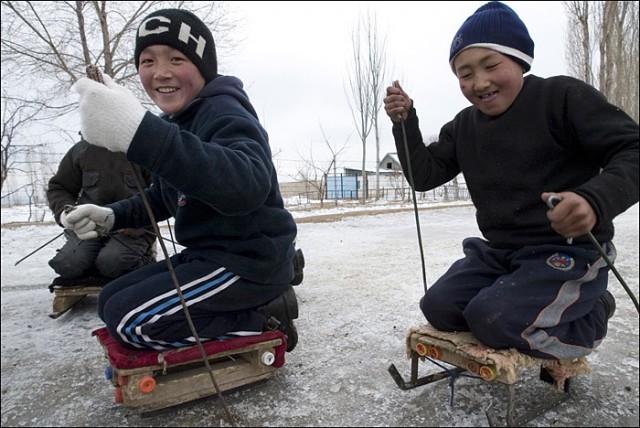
top-left (134, 8), bottom-right (217, 82)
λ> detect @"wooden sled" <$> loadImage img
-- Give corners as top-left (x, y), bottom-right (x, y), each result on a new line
top-left (92, 327), bottom-right (287, 413)
top-left (388, 324), bottom-right (592, 427)
top-left (48, 276), bottom-right (110, 319)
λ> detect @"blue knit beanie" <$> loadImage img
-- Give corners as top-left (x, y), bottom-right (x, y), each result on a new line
top-left (449, 1), bottom-right (534, 73)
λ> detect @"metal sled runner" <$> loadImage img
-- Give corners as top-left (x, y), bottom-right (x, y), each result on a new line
top-left (93, 327), bottom-right (287, 413)
top-left (388, 324), bottom-right (592, 427)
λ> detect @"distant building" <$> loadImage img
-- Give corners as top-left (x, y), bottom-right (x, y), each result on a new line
top-left (327, 153), bottom-right (403, 200)
top-left (278, 152), bottom-right (469, 204)
top-left (326, 152), bottom-right (468, 201)
top-left (380, 153), bottom-right (402, 171)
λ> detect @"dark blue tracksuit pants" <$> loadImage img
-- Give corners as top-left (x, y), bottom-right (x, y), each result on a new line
top-left (98, 252), bottom-right (287, 350)
top-left (421, 237), bottom-right (614, 360)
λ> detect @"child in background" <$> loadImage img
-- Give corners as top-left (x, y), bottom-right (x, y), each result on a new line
top-left (47, 140), bottom-right (155, 280)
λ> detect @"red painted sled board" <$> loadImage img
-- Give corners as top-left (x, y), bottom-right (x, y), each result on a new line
top-left (92, 327), bottom-right (287, 413)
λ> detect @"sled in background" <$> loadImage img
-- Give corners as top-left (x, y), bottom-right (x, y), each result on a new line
top-left (93, 327), bottom-right (287, 413)
top-left (388, 324), bottom-right (592, 427)
top-left (48, 276), bottom-right (110, 319)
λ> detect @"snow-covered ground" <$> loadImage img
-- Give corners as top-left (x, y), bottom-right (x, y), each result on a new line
top-left (1, 202), bottom-right (638, 427)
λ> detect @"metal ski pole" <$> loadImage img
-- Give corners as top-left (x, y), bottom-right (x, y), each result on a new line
top-left (14, 231), bottom-right (65, 266)
top-left (394, 80), bottom-right (428, 294)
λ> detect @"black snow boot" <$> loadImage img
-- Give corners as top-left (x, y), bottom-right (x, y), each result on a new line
top-left (601, 289), bottom-right (616, 320)
top-left (290, 248), bottom-right (305, 286)
top-left (258, 285), bottom-right (299, 352)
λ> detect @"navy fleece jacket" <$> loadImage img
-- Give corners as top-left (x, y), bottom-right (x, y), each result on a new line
top-left (393, 75), bottom-right (639, 249)
top-left (108, 75), bottom-right (297, 284)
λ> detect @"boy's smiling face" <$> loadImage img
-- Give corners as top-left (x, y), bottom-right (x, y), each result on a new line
top-left (138, 45), bottom-right (206, 115)
top-left (453, 47), bottom-right (525, 116)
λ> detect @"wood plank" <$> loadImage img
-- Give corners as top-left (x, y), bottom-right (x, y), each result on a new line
top-left (50, 295), bottom-right (88, 319)
top-left (52, 286), bottom-right (102, 296)
top-left (117, 349), bottom-right (278, 412)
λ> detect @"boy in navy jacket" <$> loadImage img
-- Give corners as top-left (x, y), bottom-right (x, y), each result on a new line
top-left (65, 9), bottom-right (301, 352)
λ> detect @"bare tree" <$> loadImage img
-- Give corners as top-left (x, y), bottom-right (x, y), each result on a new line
top-left (1, 1), bottom-right (239, 92)
top-left (386, 171), bottom-right (407, 202)
top-left (319, 124), bottom-right (349, 207)
top-left (1, 1), bottom-right (241, 201)
top-left (0, 92), bottom-right (45, 194)
top-left (346, 13), bottom-right (373, 204)
top-left (362, 10), bottom-right (388, 201)
top-left (295, 143), bottom-right (328, 207)
top-left (564, 1), bottom-right (639, 121)
top-left (346, 9), bottom-right (389, 203)
top-left (296, 125), bottom-right (349, 207)
top-left (564, 1), bottom-right (593, 85)
top-left (23, 149), bottom-right (50, 220)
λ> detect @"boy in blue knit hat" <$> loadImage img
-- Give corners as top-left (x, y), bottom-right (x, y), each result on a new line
top-left (384, 1), bottom-right (638, 360)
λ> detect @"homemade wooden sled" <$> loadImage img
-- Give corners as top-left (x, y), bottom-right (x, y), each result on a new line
top-left (92, 327), bottom-right (287, 413)
top-left (48, 276), bottom-right (110, 319)
top-left (388, 324), bottom-right (592, 427)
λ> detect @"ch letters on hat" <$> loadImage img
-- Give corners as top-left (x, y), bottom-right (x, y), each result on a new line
top-left (178, 23), bottom-right (206, 58)
top-left (139, 16), bottom-right (207, 59)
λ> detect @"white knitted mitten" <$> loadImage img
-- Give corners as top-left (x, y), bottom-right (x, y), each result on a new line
top-left (61, 204), bottom-right (115, 240)
top-left (75, 74), bottom-right (147, 153)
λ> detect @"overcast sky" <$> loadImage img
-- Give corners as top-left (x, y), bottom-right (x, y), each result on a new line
top-left (224, 1), bottom-right (568, 181)
top-left (3, 1), bottom-right (569, 188)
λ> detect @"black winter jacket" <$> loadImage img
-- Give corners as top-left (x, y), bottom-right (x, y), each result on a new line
top-left (393, 74), bottom-right (639, 249)
top-left (107, 75), bottom-right (298, 284)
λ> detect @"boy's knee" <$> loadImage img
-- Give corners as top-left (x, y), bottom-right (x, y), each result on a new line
top-left (465, 299), bottom-right (520, 348)
top-left (420, 290), bottom-right (466, 332)
top-left (49, 255), bottom-right (89, 278)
